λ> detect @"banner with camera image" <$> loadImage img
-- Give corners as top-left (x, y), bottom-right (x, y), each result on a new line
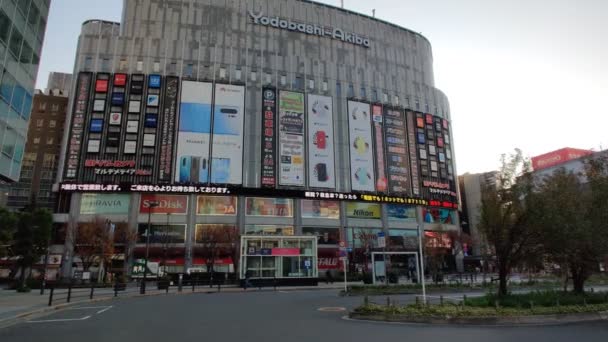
top-left (210, 84), bottom-right (245, 185)
top-left (278, 91), bottom-right (305, 186)
top-left (347, 101), bottom-right (375, 192)
top-left (307, 94), bottom-right (335, 189)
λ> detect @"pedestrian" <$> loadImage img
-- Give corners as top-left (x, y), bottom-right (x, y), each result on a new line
top-left (326, 270), bottom-right (333, 284)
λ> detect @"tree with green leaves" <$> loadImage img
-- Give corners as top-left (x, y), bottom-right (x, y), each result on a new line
top-left (534, 155), bottom-right (608, 293)
top-left (478, 149), bottom-right (543, 296)
top-left (12, 208), bottom-right (52, 288)
top-left (0, 207), bottom-right (17, 258)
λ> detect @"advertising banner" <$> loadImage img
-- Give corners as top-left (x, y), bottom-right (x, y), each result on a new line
top-left (261, 88), bottom-right (277, 187)
top-left (278, 91), bottom-right (305, 186)
top-left (80, 193), bottom-right (130, 214)
top-left (65, 72), bottom-right (92, 179)
top-left (246, 197), bottom-right (293, 217)
top-left (371, 104), bottom-right (388, 192)
top-left (307, 94), bottom-right (335, 189)
top-left (387, 204), bottom-right (417, 222)
top-left (139, 194), bottom-right (188, 214)
top-left (175, 81), bottom-right (213, 183)
top-left (196, 196), bottom-right (237, 215)
top-left (301, 200), bottom-right (340, 219)
top-left (347, 101), bottom-right (375, 192)
top-left (345, 202), bottom-right (381, 219)
top-left (384, 107), bottom-right (410, 194)
top-left (158, 76), bottom-right (179, 182)
top-left (406, 111), bottom-right (421, 196)
top-left (137, 224), bottom-right (186, 244)
top-left (210, 84), bottom-right (245, 184)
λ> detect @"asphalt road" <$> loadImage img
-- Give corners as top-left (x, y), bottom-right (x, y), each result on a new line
top-left (1, 289), bottom-right (608, 342)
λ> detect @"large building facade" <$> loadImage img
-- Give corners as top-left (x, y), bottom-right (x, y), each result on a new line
top-left (7, 73), bottom-right (70, 211)
top-left (55, 0), bottom-right (460, 283)
top-left (0, 0), bottom-right (49, 183)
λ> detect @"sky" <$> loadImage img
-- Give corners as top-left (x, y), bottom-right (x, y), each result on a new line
top-left (36, 0), bottom-right (608, 174)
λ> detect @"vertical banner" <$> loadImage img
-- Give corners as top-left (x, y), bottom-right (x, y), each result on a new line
top-left (278, 91), bottom-right (305, 186)
top-left (307, 94), bottom-right (335, 189)
top-left (385, 107), bottom-right (410, 194)
top-left (65, 72), bottom-right (92, 179)
top-left (348, 100), bottom-right (375, 192)
top-left (210, 84), bottom-right (245, 184)
top-left (406, 111), bottom-right (421, 196)
top-left (371, 104), bottom-right (387, 192)
top-left (175, 81), bottom-right (213, 183)
top-left (261, 88), bottom-right (277, 187)
top-left (158, 76), bottom-right (179, 182)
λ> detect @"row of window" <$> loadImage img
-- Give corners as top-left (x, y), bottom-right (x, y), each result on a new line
top-left (84, 57), bottom-right (446, 116)
top-left (35, 118), bottom-right (57, 128)
top-left (32, 136), bottom-right (54, 145)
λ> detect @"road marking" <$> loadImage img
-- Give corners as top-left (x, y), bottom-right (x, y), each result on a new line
top-left (66, 306), bottom-right (110, 310)
top-left (318, 307), bottom-right (347, 312)
top-left (96, 306), bottom-right (113, 315)
top-left (27, 315), bottom-right (91, 323)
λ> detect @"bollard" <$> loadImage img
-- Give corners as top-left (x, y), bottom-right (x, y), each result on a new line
top-left (495, 299), bottom-right (500, 310)
top-left (114, 284), bottom-right (118, 297)
top-left (192, 280), bottom-right (195, 292)
top-left (90, 284), bottom-right (95, 300)
top-left (440, 295), bottom-right (444, 306)
top-left (48, 287), bottom-right (54, 306)
top-left (166, 283), bottom-right (170, 294)
top-left (386, 297), bottom-right (391, 307)
top-left (529, 301), bottom-right (534, 310)
top-left (416, 296), bottom-right (420, 306)
top-left (463, 294), bottom-right (467, 306)
top-left (217, 282), bottom-right (221, 292)
top-left (274, 277), bottom-right (277, 291)
top-left (67, 285), bottom-right (72, 303)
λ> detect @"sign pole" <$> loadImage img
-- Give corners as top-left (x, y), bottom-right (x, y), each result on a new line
top-left (417, 224), bottom-right (426, 304)
top-left (343, 255), bottom-right (347, 293)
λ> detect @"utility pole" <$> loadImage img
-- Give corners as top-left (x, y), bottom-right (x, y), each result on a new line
top-left (141, 201), bottom-right (159, 294)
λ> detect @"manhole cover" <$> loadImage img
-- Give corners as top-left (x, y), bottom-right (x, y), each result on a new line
top-left (318, 307), bottom-right (347, 312)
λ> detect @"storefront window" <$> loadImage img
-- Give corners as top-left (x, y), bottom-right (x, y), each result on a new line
top-left (302, 227), bottom-right (339, 245)
top-left (347, 227), bottom-right (381, 248)
top-left (423, 208), bottom-right (457, 224)
top-left (245, 197), bottom-right (293, 217)
top-left (196, 196), bottom-right (237, 215)
top-left (244, 225), bottom-right (294, 236)
top-left (388, 229), bottom-right (418, 250)
top-left (301, 200), bottom-right (340, 219)
top-left (346, 202), bottom-right (381, 219)
top-left (387, 204), bottom-right (417, 222)
top-left (240, 236), bottom-right (317, 279)
top-left (194, 224), bottom-right (239, 244)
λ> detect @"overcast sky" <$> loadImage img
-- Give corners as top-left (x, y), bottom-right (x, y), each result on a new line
top-left (37, 0), bottom-right (608, 174)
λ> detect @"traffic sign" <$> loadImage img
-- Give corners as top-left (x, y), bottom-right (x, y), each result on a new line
top-left (339, 241), bottom-right (346, 248)
top-left (304, 259), bottom-right (312, 269)
top-left (377, 232), bottom-right (386, 248)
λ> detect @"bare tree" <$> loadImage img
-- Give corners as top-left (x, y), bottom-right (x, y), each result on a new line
top-left (70, 216), bottom-right (114, 274)
top-left (478, 149), bottom-right (542, 296)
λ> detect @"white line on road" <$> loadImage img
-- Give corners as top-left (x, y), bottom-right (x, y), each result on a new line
top-left (27, 316), bottom-right (91, 324)
top-left (66, 306), bottom-right (110, 310)
top-left (96, 306), bottom-right (113, 315)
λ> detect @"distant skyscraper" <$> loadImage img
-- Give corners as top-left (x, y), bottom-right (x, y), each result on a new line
top-left (0, 0), bottom-right (51, 184)
top-left (45, 72), bottom-right (72, 95)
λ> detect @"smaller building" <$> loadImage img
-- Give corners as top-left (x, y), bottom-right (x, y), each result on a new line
top-left (7, 73), bottom-right (71, 210)
top-left (531, 147), bottom-right (593, 171)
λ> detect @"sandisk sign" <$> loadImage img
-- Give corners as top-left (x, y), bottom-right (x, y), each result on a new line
top-left (249, 11), bottom-right (370, 48)
top-left (139, 194), bottom-right (188, 214)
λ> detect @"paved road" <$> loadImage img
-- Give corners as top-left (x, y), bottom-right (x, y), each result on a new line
top-left (1, 289), bottom-right (608, 342)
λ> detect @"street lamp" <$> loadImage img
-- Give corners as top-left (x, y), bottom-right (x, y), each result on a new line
top-left (141, 201), bottom-right (159, 294)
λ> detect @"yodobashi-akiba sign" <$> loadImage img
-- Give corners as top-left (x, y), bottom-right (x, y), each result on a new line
top-left (249, 11), bottom-right (370, 48)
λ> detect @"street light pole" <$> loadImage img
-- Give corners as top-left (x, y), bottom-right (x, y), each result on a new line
top-left (141, 201), bottom-right (159, 294)
top-left (417, 224), bottom-right (427, 304)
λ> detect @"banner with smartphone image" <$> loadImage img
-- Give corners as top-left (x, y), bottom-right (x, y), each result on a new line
top-left (175, 81), bottom-right (213, 183)
top-left (307, 94), bottom-right (335, 189)
top-left (278, 91), bottom-right (305, 186)
top-left (210, 84), bottom-right (245, 185)
top-left (348, 101), bottom-right (375, 192)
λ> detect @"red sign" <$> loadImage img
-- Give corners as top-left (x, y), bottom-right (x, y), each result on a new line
top-left (318, 249), bottom-right (342, 270)
top-left (95, 79), bottom-right (108, 93)
top-left (85, 159), bottom-right (136, 168)
top-left (425, 231), bottom-right (452, 248)
top-left (531, 148), bottom-right (593, 171)
top-left (114, 74), bottom-right (127, 86)
top-left (271, 248), bottom-right (300, 256)
top-left (140, 194), bottom-right (188, 214)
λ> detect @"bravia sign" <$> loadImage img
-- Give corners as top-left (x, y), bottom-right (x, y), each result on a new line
top-left (249, 11), bottom-right (370, 48)
top-left (139, 194), bottom-right (188, 214)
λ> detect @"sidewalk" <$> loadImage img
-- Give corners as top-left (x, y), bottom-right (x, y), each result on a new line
top-left (0, 290), bottom-right (49, 323)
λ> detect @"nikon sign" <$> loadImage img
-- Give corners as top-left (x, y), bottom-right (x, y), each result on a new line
top-left (249, 11), bottom-right (370, 48)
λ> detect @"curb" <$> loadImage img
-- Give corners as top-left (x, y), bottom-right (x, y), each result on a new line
top-left (348, 311), bottom-right (608, 326)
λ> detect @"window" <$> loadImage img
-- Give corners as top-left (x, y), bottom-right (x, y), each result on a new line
top-left (382, 93), bottom-right (388, 102)
top-left (372, 89), bottom-right (378, 102)
top-left (246, 198), bottom-right (293, 217)
top-left (322, 80), bottom-right (328, 92)
top-left (280, 75), bottom-right (286, 86)
top-left (0, 10), bottom-right (11, 43)
top-left (153, 61), bottom-right (160, 72)
top-left (46, 137), bottom-right (54, 145)
top-left (51, 104), bottom-right (59, 112)
top-left (36, 119), bottom-right (43, 127)
top-left (33, 137), bottom-right (40, 144)
top-left (136, 60), bottom-right (144, 72)
top-left (235, 69), bottom-right (242, 81)
top-left (293, 76), bottom-right (303, 89)
top-left (250, 71), bottom-right (257, 81)
top-left (42, 154), bottom-right (56, 168)
top-left (308, 79), bottom-right (314, 90)
top-left (360, 87), bottom-right (366, 98)
top-left (196, 196), bottom-right (237, 215)
top-left (336, 82), bottom-right (341, 96)
top-left (0, 71), bottom-right (16, 101)
top-left (38, 101), bottom-right (46, 110)
top-left (119, 59), bottom-right (128, 71)
top-left (219, 67), bottom-right (226, 79)
top-left (347, 84), bottom-right (354, 97)
top-left (9, 27), bottom-right (23, 58)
